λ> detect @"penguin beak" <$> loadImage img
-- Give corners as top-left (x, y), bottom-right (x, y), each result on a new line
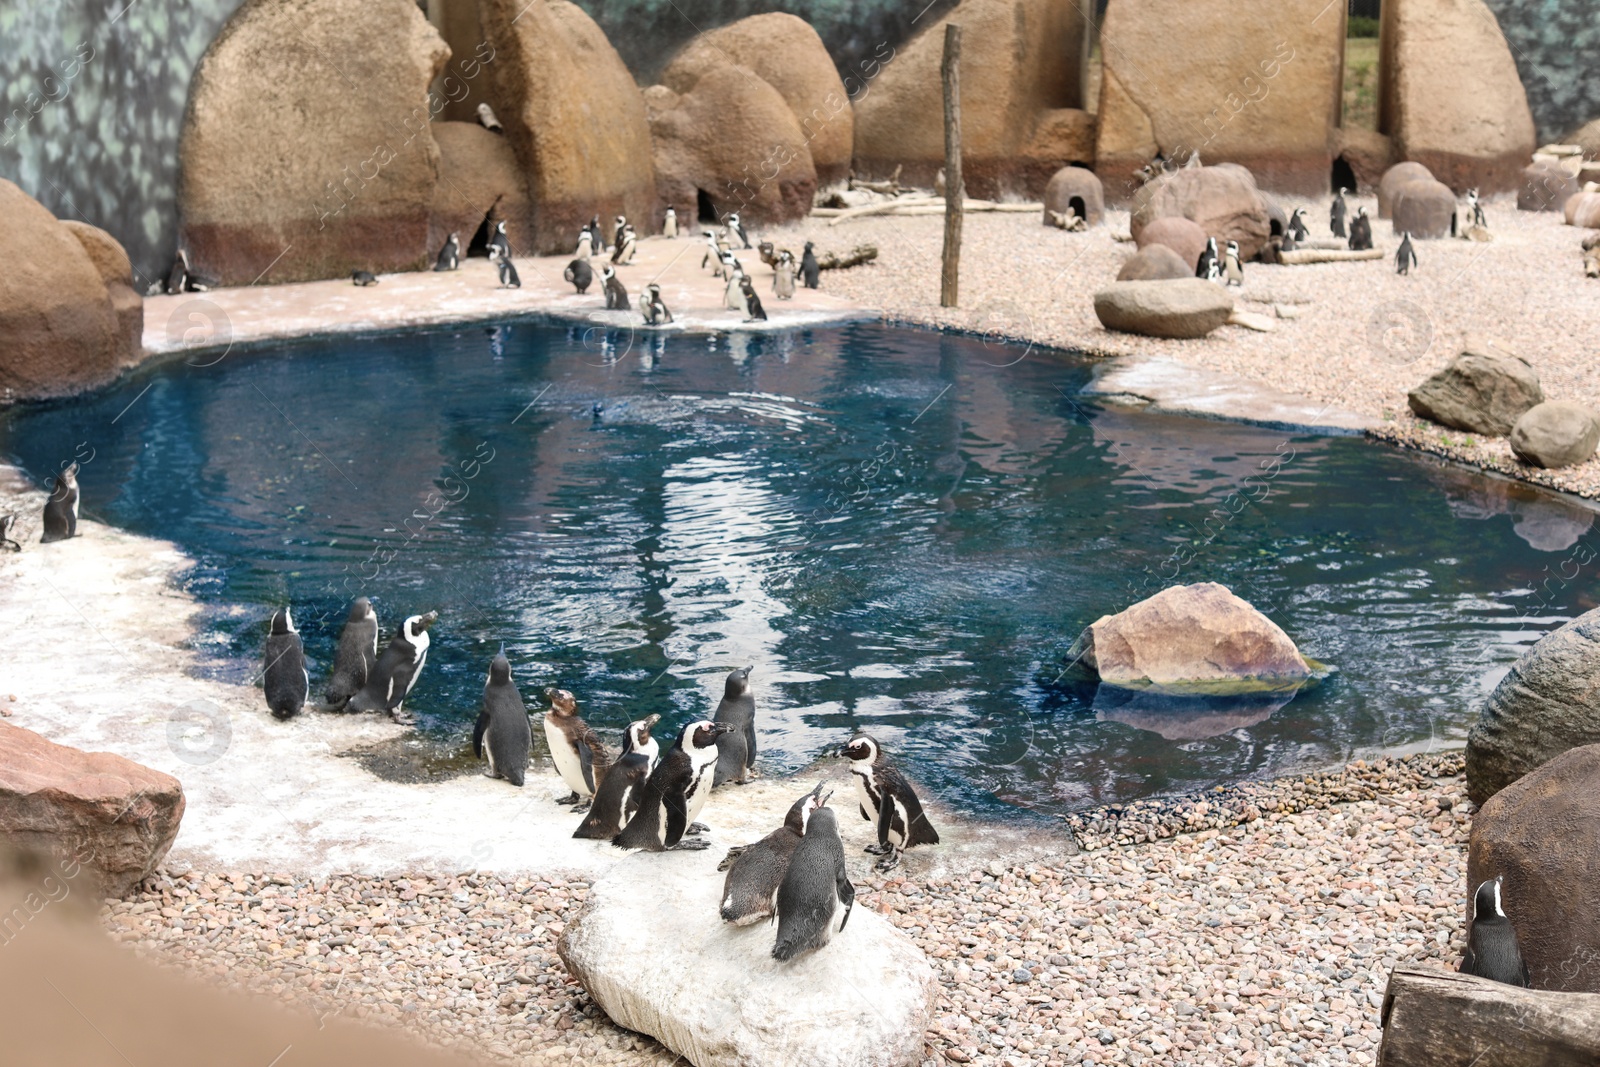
top-left (836, 744), bottom-right (850, 758)
top-left (419, 611), bottom-right (439, 629)
top-left (712, 722), bottom-right (735, 736)
top-left (643, 713), bottom-right (661, 727)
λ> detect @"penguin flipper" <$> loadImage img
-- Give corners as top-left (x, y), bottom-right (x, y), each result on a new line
top-left (836, 867), bottom-right (855, 932)
top-left (875, 788), bottom-right (896, 848)
top-left (472, 709), bottom-right (489, 759)
top-left (662, 790), bottom-right (690, 847)
top-left (577, 737), bottom-right (597, 793)
top-left (744, 719), bottom-right (758, 764)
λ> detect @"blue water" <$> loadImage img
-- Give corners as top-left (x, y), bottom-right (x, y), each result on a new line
top-left (4, 321), bottom-right (1596, 817)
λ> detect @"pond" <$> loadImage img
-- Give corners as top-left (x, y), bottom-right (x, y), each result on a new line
top-left (4, 321), bottom-right (1595, 819)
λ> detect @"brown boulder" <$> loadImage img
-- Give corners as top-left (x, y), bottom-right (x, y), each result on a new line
top-left (1135, 216), bottom-right (1208, 271)
top-left (1378, 0), bottom-right (1536, 193)
top-left (481, 0), bottom-right (657, 254)
top-left (1566, 192), bottom-right (1600, 229)
top-left (1332, 126), bottom-right (1393, 193)
top-left (1378, 161), bottom-right (1435, 218)
top-left (1509, 401), bottom-right (1600, 469)
top-left (1569, 118), bottom-right (1600, 160)
top-left (1407, 339), bottom-right (1543, 435)
top-left (1116, 244), bottom-right (1191, 281)
top-left (1130, 165), bottom-right (1272, 260)
top-left (1391, 177), bottom-right (1458, 238)
top-left (61, 220), bottom-right (143, 369)
top-left (0, 722), bottom-right (184, 898)
top-left (661, 14), bottom-right (852, 189)
top-left (1092, 280), bottom-right (1236, 340)
top-left (1023, 109), bottom-right (1097, 168)
top-left (429, 122), bottom-right (536, 258)
top-left (0, 181), bottom-right (123, 400)
top-left (1518, 162), bottom-right (1581, 213)
top-left (1042, 166), bottom-right (1105, 227)
top-left (1468, 744), bottom-right (1600, 992)
top-left (179, 0), bottom-right (449, 284)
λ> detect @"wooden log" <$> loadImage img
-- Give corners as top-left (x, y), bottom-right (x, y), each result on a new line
top-left (825, 196), bottom-right (939, 226)
top-left (815, 244), bottom-right (879, 271)
top-left (940, 23), bottom-right (962, 308)
top-left (1278, 248), bottom-right (1385, 264)
top-left (1378, 966), bottom-right (1600, 1067)
top-left (848, 165), bottom-right (902, 195)
top-left (820, 200), bottom-right (1041, 221)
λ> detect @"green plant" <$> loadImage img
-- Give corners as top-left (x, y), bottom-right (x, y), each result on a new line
top-left (1348, 15), bottom-right (1380, 38)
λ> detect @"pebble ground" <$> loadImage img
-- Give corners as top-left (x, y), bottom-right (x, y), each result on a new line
top-left (100, 753), bottom-right (1470, 1067)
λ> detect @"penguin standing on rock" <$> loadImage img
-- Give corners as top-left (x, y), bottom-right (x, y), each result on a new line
top-left (1467, 188), bottom-right (1485, 228)
top-left (1331, 187), bottom-right (1348, 238)
top-left (262, 607), bottom-right (309, 720)
top-left (543, 687), bottom-right (611, 808)
top-left (1195, 238), bottom-right (1219, 282)
top-left (476, 102), bottom-right (503, 133)
top-left (1395, 231), bottom-right (1418, 275)
top-left (772, 792), bottom-right (854, 961)
top-left (720, 782), bottom-right (827, 926)
top-left (40, 462), bottom-right (80, 543)
top-left (573, 714), bottom-right (661, 839)
top-left (662, 206), bottom-right (678, 239)
top-left (839, 733), bottom-right (940, 871)
top-left (347, 611), bottom-right (437, 724)
top-left (1348, 206), bottom-right (1373, 251)
top-left (1461, 877), bottom-right (1529, 986)
top-left (611, 215), bottom-right (627, 251)
top-left (773, 250), bottom-right (797, 299)
top-left (701, 229), bottom-right (721, 271)
top-left (741, 276), bottom-right (768, 322)
top-left (321, 597), bottom-right (378, 709)
top-left (1222, 240), bottom-right (1243, 287)
top-left (564, 258), bottom-right (594, 294)
top-left (433, 233), bottom-right (461, 272)
top-left (602, 266), bottom-right (628, 310)
top-left (612, 720), bottom-right (732, 851)
top-left (725, 260), bottom-right (747, 312)
top-left (474, 647), bottom-right (531, 787)
top-left (800, 241), bottom-right (820, 289)
top-left (0, 514), bottom-right (20, 552)
top-left (711, 667), bottom-right (758, 787)
top-left (639, 283), bottom-right (672, 325)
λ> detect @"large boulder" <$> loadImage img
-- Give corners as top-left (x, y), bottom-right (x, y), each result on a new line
top-left (1129, 165), bottom-right (1272, 260)
top-left (1570, 118), bottom-right (1600, 159)
top-left (1407, 341), bottom-right (1543, 434)
top-left (1095, 0), bottom-right (1343, 198)
top-left (1064, 583), bottom-right (1312, 695)
top-left (481, 0), bottom-right (657, 255)
top-left (1377, 161), bottom-right (1435, 218)
top-left (0, 722), bottom-right (184, 898)
top-left (1093, 279), bottom-right (1233, 339)
top-left (1391, 177), bottom-right (1459, 238)
top-left (1517, 162), bottom-right (1581, 213)
top-left (1135, 216), bottom-right (1209, 271)
top-left (662, 14), bottom-right (853, 189)
top-left (428, 122), bottom-right (536, 258)
top-left (559, 849), bottom-right (936, 1067)
top-left (1509, 401), bottom-right (1600, 469)
top-left (1566, 191), bottom-right (1600, 229)
top-left (62, 221), bottom-right (144, 372)
top-left (1042, 165), bottom-right (1105, 226)
top-left (179, 0), bottom-right (449, 284)
top-left (1116, 244), bottom-right (1191, 281)
top-left (1467, 608), bottom-right (1600, 805)
top-left (645, 68), bottom-right (817, 227)
top-left (852, 0), bottom-right (1091, 198)
top-left (1378, 0), bottom-right (1537, 193)
top-left (1468, 744), bottom-right (1600, 992)
top-left (0, 182), bottom-right (127, 399)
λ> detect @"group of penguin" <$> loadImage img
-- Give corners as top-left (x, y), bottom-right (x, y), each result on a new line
top-left (262, 598), bottom-right (437, 725)
top-left (561, 212), bottom-right (667, 325)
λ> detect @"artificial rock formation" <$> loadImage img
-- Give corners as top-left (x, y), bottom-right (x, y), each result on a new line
top-left (1093, 280), bottom-right (1235, 339)
top-left (1378, 161), bottom-right (1436, 218)
top-left (1518, 162), bottom-right (1582, 213)
top-left (61, 221), bottom-right (144, 373)
top-left (1042, 166), bottom-right (1105, 226)
top-left (1129, 165), bottom-right (1272, 260)
top-left (1378, 0), bottom-right (1537, 193)
top-left (1331, 126), bottom-right (1394, 193)
top-left (1116, 244), bottom-right (1192, 281)
top-left (1390, 177), bottom-right (1459, 238)
top-left (1407, 341), bottom-right (1543, 435)
top-left (1509, 401), bottom-right (1600, 469)
top-left (1135, 216), bottom-right (1209, 271)
top-left (428, 121), bottom-right (536, 258)
top-left (1565, 192), bottom-right (1600, 230)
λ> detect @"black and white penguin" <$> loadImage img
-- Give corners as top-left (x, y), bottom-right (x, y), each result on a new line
top-left (1222, 240), bottom-right (1243, 287)
top-left (573, 713), bottom-right (661, 839)
top-left (711, 666), bottom-right (758, 787)
top-left (347, 611), bottom-right (437, 723)
top-left (772, 796), bottom-right (854, 961)
top-left (564, 258), bottom-right (593, 294)
top-left (576, 226), bottom-right (595, 260)
top-left (433, 233), bottom-right (461, 272)
top-left (588, 214), bottom-right (605, 252)
top-left (1467, 188), bottom-right (1485, 228)
top-left (662, 206), bottom-right (678, 239)
top-left (543, 687), bottom-right (611, 807)
top-left (0, 513), bottom-right (20, 552)
top-left (474, 647), bottom-right (532, 787)
top-left (612, 720), bottom-right (732, 851)
top-left (602, 266), bottom-right (628, 310)
top-left (496, 255), bottom-right (521, 289)
top-left (773, 250), bottom-right (797, 299)
top-left (839, 733), bottom-right (940, 871)
top-left (1288, 207), bottom-right (1309, 243)
top-left (639, 283), bottom-right (672, 326)
top-left (1348, 206), bottom-right (1373, 251)
top-left (800, 241), bottom-right (820, 289)
top-left (741, 277), bottom-right (768, 322)
top-left (701, 229), bottom-right (721, 271)
top-left (611, 224), bottom-right (637, 265)
top-left (724, 262), bottom-right (747, 312)
top-left (262, 607), bottom-right (309, 720)
top-left (39, 462), bottom-right (80, 543)
top-left (726, 212), bottom-right (751, 249)
top-left (321, 596), bottom-right (378, 709)
top-left (1330, 187), bottom-right (1348, 238)
top-left (1396, 231), bottom-right (1418, 275)
top-left (476, 102), bottom-right (503, 134)
top-left (1195, 237), bottom-right (1219, 282)
top-left (720, 782), bottom-right (827, 925)
top-left (488, 220), bottom-right (511, 262)
top-left (351, 270), bottom-right (379, 286)
top-left (163, 249), bottom-right (190, 295)
top-left (1461, 877), bottom-right (1530, 986)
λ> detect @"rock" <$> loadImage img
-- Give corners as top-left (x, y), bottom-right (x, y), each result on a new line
top-left (1565, 191), bottom-right (1600, 229)
top-left (645, 67), bottom-right (816, 228)
top-left (1509, 401), bottom-right (1600, 469)
top-left (1094, 687), bottom-right (1293, 741)
top-left (1135, 216), bottom-right (1209, 271)
top-left (1378, 0), bottom-right (1536, 193)
top-left (1570, 118), bottom-right (1600, 160)
top-left (1467, 608), bottom-right (1600, 805)
top-left (1022, 109), bottom-right (1098, 168)
top-left (1517, 162), bottom-right (1581, 213)
top-left (1042, 166), bottom-right (1105, 227)
top-left (0, 722), bottom-right (185, 898)
top-left (1129, 165), bottom-right (1271, 260)
top-left (661, 14), bottom-right (853, 189)
top-left (1406, 340), bottom-right (1543, 435)
top-left (1378, 161), bottom-right (1435, 218)
top-left (558, 849), bottom-right (935, 1067)
top-left (1116, 244), bottom-right (1192, 281)
top-left (481, 0), bottom-right (657, 254)
top-left (429, 121), bottom-right (536, 258)
top-left (852, 0), bottom-right (1091, 198)
top-left (1064, 582), bottom-right (1312, 694)
top-left (0, 181), bottom-right (123, 400)
top-left (1332, 126), bottom-right (1394, 193)
top-left (179, 0), bottom-right (449, 284)
top-left (1390, 178), bottom-right (1458, 238)
top-left (60, 219), bottom-right (143, 372)
top-left (1093, 279), bottom-right (1233, 339)
top-left (1095, 0), bottom-right (1343, 198)
top-left (1468, 743), bottom-right (1600, 992)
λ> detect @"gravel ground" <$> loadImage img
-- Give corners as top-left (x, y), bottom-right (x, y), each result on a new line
top-left (766, 194), bottom-right (1600, 498)
top-left (100, 752), bottom-right (1470, 1067)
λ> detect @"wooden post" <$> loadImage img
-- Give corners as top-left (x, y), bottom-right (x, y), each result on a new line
top-left (1378, 966), bottom-right (1600, 1066)
top-left (939, 24), bottom-right (963, 309)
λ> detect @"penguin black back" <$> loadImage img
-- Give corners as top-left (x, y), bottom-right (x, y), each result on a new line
top-left (574, 713), bottom-right (660, 839)
top-left (720, 782), bottom-right (822, 925)
top-left (612, 720), bottom-right (730, 851)
top-left (40, 462), bottom-right (80, 543)
top-left (263, 607), bottom-right (308, 720)
top-left (497, 256), bottom-right (521, 289)
top-left (474, 648), bottom-right (532, 786)
top-left (1461, 877), bottom-right (1530, 987)
top-left (323, 597), bottom-right (378, 708)
top-left (347, 611), bottom-right (437, 723)
top-left (564, 258), bottom-right (593, 294)
top-left (712, 666), bottom-right (758, 787)
top-left (800, 241), bottom-right (820, 289)
top-left (772, 803), bottom-right (854, 961)
top-left (840, 733), bottom-right (939, 871)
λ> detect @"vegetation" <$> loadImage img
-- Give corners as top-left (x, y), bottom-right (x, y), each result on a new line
top-left (1348, 15), bottom-right (1380, 37)
top-left (1343, 37), bottom-right (1379, 131)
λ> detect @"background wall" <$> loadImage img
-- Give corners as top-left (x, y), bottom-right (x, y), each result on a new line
top-left (1481, 0), bottom-right (1600, 144)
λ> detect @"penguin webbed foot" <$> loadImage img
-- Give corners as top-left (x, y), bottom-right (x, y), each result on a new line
top-left (667, 838), bottom-right (711, 851)
top-left (863, 843), bottom-right (891, 856)
top-left (687, 821), bottom-right (709, 835)
top-left (873, 849), bottom-right (904, 873)
top-left (389, 711), bottom-right (416, 726)
top-left (559, 792), bottom-right (582, 806)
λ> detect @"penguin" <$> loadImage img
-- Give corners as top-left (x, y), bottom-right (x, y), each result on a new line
top-left (476, 102), bottom-right (503, 134)
top-left (1222, 240), bottom-right (1243, 287)
top-left (773, 250), bottom-right (797, 299)
top-left (564, 258), bottom-right (593, 294)
top-left (725, 264), bottom-right (748, 313)
top-left (1461, 877), bottom-right (1530, 987)
top-left (543, 687), bottom-right (611, 807)
top-left (1288, 207), bottom-right (1309, 243)
top-left (576, 227), bottom-right (595, 260)
top-left (639, 283), bottom-right (672, 326)
top-left (1395, 231), bottom-right (1418, 275)
top-left (711, 666), bottom-right (758, 787)
top-left (589, 214), bottom-right (606, 252)
top-left (351, 270), bottom-right (379, 286)
top-left (610, 224), bottom-right (637, 265)
top-left (496, 254), bottom-right (521, 289)
top-left (662, 206), bottom-right (678, 239)
top-left (602, 265), bottom-right (628, 310)
top-left (720, 782), bottom-right (827, 926)
top-left (757, 241), bottom-right (778, 270)
top-left (800, 241), bottom-right (820, 289)
top-left (1330, 187), bottom-right (1348, 238)
top-left (1348, 206), bottom-right (1373, 251)
top-left (1194, 237), bottom-right (1219, 282)
top-left (612, 720), bottom-right (733, 851)
top-left (262, 607), bottom-right (309, 720)
top-left (839, 733), bottom-right (939, 871)
top-left (473, 647), bottom-right (532, 787)
top-left (726, 212), bottom-right (751, 249)
top-left (321, 596), bottom-right (378, 709)
top-left (771, 796), bottom-right (854, 961)
top-left (1280, 228), bottom-right (1298, 254)
top-left (741, 277), bottom-right (768, 322)
top-left (488, 220), bottom-right (511, 262)
top-left (39, 462), bottom-right (80, 543)
top-left (701, 229), bottom-right (722, 271)
top-left (163, 250), bottom-right (190, 295)
top-left (573, 713), bottom-right (661, 839)
top-left (611, 214), bottom-right (627, 252)
top-left (0, 514), bottom-right (20, 552)
top-left (433, 233), bottom-right (461, 272)
top-left (347, 611), bottom-right (437, 724)
top-left (1467, 187), bottom-right (1485, 228)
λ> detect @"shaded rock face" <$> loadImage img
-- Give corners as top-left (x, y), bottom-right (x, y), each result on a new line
top-left (1517, 162), bottom-right (1581, 213)
top-left (179, 0), bottom-right (449, 285)
top-left (60, 219), bottom-right (145, 373)
top-left (1065, 583), bottom-right (1311, 694)
top-left (1378, 0), bottom-right (1536, 193)
top-left (1116, 244), bottom-right (1191, 281)
top-left (0, 722), bottom-right (184, 899)
top-left (1042, 165), bottom-right (1105, 226)
top-left (1135, 216), bottom-right (1208, 271)
top-left (1130, 165), bottom-right (1271, 260)
top-left (1468, 743), bottom-right (1600, 992)
top-left (1377, 161), bottom-right (1435, 218)
top-left (481, 0), bottom-right (657, 255)
top-left (428, 122), bottom-right (536, 258)
top-left (1093, 279), bottom-right (1234, 339)
top-left (1482, 0), bottom-right (1600, 145)
top-left (1509, 401), bottom-right (1600, 469)
top-left (1331, 126), bottom-right (1393, 193)
top-left (1467, 610), bottom-right (1600, 806)
top-left (1407, 343), bottom-right (1543, 435)
top-left (852, 0), bottom-right (1090, 199)
top-left (559, 849), bottom-right (936, 1067)
top-left (1390, 177), bottom-right (1458, 238)
top-left (662, 14), bottom-right (853, 189)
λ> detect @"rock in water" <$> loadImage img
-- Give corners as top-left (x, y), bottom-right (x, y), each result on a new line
top-left (1064, 582), bottom-right (1313, 695)
top-left (1467, 608), bottom-right (1600, 804)
top-left (558, 849), bottom-right (935, 1067)
top-left (1509, 401), bottom-right (1600, 468)
top-left (1407, 340), bottom-right (1543, 435)
top-left (1092, 279), bottom-right (1234, 339)
top-left (1468, 743), bottom-right (1600, 992)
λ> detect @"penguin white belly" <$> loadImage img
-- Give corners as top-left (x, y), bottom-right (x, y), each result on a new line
top-left (852, 768), bottom-right (879, 820)
top-left (888, 797), bottom-right (910, 846)
top-left (685, 764), bottom-right (714, 824)
top-left (544, 718), bottom-right (590, 796)
top-left (399, 650), bottom-right (427, 704)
